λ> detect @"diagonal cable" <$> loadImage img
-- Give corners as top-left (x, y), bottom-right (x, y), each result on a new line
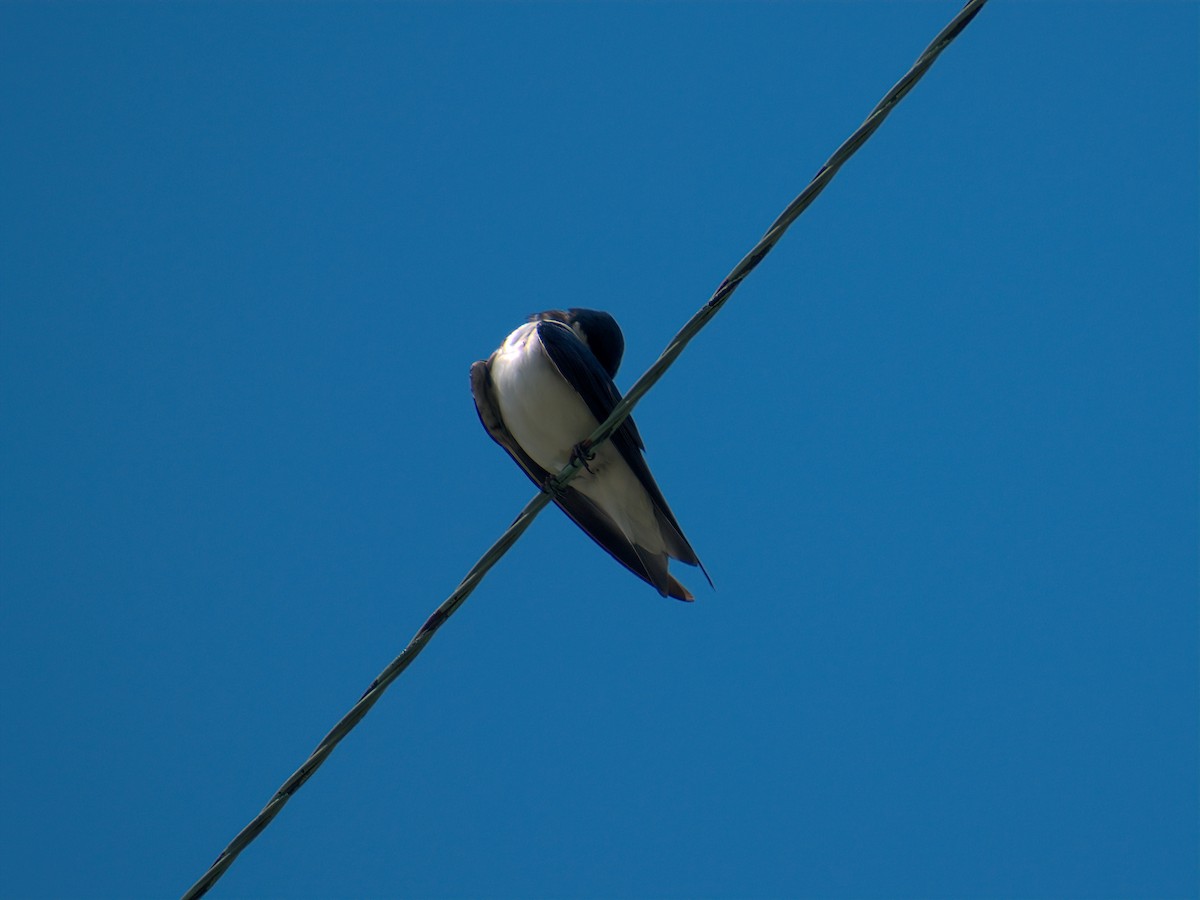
top-left (181, 2), bottom-right (988, 896)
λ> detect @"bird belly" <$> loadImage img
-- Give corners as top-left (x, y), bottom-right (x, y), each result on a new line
top-left (490, 324), bottom-right (599, 475)
top-left (573, 449), bottom-right (666, 556)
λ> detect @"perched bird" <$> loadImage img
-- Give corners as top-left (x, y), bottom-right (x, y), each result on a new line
top-left (470, 308), bottom-right (710, 601)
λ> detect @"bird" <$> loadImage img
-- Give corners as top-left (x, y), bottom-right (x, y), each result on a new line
top-left (470, 308), bottom-right (710, 601)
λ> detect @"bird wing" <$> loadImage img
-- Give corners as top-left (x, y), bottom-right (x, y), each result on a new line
top-left (534, 320), bottom-right (707, 576)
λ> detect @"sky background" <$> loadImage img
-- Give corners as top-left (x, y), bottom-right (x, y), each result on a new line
top-left (1, 3), bottom-right (1196, 899)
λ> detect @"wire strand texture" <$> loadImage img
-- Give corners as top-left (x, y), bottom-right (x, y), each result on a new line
top-left (181, 2), bottom-right (989, 896)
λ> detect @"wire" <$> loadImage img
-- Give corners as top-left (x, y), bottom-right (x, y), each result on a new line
top-left (181, 2), bottom-right (989, 896)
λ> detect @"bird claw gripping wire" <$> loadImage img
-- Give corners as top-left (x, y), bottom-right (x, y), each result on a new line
top-left (570, 440), bottom-right (596, 474)
top-left (540, 474), bottom-right (566, 499)
top-left (541, 441), bottom-right (595, 499)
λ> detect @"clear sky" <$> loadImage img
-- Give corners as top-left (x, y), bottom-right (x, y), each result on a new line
top-left (1, 3), bottom-right (1196, 899)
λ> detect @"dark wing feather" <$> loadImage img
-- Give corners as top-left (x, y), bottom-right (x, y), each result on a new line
top-left (535, 321), bottom-right (707, 575)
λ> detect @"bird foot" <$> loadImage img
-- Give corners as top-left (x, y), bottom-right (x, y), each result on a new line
top-left (571, 440), bottom-right (596, 474)
top-left (540, 475), bottom-right (565, 499)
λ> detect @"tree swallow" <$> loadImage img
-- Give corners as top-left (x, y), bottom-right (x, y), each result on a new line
top-left (470, 308), bottom-right (710, 601)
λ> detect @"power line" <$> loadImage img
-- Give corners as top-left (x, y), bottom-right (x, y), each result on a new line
top-left (181, 2), bottom-right (989, 896)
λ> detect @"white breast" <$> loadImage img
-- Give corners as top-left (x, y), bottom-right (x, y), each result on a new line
top-left (488, 322), bottom-right (666, 555)
top-left (489, 323), bottom-right (598, 474)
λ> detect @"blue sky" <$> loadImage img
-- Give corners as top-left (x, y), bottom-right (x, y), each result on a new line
top-left (1, 3), bottom-right (1196, 898)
